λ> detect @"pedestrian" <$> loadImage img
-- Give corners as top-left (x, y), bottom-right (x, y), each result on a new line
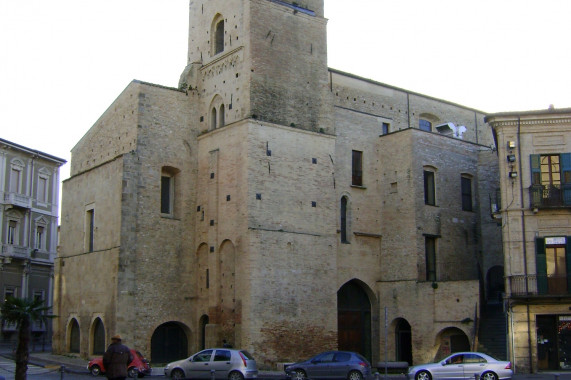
top-left (102, 334), bottom-right (133, 380)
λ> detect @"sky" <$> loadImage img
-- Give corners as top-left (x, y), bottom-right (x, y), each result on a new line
top-left (1, 0), bottom-right (571, 183)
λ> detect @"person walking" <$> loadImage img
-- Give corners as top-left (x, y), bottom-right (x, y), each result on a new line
top-left (103, 334), bottom-right (133, 380)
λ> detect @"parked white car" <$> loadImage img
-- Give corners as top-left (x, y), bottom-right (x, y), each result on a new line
top-left (164, 348), bottom-right (258, 380)
top-left (407, 352), bottom-right (512, 380)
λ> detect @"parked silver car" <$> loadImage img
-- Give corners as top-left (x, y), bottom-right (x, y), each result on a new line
top-left (407, 352), bottom-right (513, 380)
top-left (285, 351), bottom-right (373, 380)
top-left (164, 348), bottom-right (258, 380)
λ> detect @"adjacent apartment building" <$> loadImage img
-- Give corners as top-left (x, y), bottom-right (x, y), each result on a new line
top-left (53, 0), bottom-right (503, 367)
top-left (0, 138), bottom-right (66, 348)
top-left (487, 107), bottom-right (571, 373)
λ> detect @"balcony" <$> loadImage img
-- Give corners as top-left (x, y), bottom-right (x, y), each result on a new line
top-left (3, 191), bottom-right (32, 209)
top-left (508, 274), bottom-right (571, 297)
top-left (1, 244), bottom-right (30, 259)
top-left (530, 184), bottom-right (571, 209)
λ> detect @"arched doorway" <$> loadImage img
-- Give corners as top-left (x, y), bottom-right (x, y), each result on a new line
top-left (395, 319), bottom-right (412, 364)
top-left (68, 319), bottom-right (80, 353)
top-left (435, 327), bottom-right (470, 360)
top-left (338, 280), bottom-right (371, 361)
top-left (151, 322), bottom-right (188, 363)
top-left (92, 318), bottom-right (105, 355)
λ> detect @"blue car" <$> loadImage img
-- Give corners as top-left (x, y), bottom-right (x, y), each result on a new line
top-left (285, 351), bottom-right (373, 380)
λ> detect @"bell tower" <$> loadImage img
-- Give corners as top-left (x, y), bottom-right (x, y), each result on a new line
top-left (180, 0), bottom-right (331, 134)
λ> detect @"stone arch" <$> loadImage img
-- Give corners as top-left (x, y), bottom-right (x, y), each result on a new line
top-left (434, 327), bottom-right (471, 361)
top-left (209, 95), bottom-right (224, 131)
top-left (486, 265), bottom-right (505, 303)
top-left (90, 317), bottom-right (105, 355)
top-left (151, 321), bottom-right (190, 363)
top-left (218, 240), bottom-right (236, 346)
top-left (211, 13), bottom-right (225, 56)
top-left (394, 318), bottom-right (412, 364)
top-left (67, 318), bottom-right (80, 353)
top-left (337, 279), bottom-right (375, 362)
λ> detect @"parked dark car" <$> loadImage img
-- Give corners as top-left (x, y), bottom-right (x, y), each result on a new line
top-left (407, 352), bottom-right (512, 380)
top-left (285, 351), bottom-right (373, 380)
top-left (88, 348), bottom-right (151, 378)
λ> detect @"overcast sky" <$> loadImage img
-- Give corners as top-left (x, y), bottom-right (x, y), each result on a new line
top-left (1, 0), bottom-right (570, 182)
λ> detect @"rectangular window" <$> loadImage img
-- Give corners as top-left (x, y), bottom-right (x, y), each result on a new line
top-left (381, 122), bottom-right (389, 135)
top-left (7, 220), bottom-right (17, 245)
top-left (86, 209), bottom-right (94, 252)
top-left (425, 236), bottom-right (436, 281)
top-left (461, 176), bottom-right (473, 211)
top-left (161, 175), bottom-right (173, 214)
top-left (530, 153), bottom-right (571, 207)
top-left (424, 171), bottom-right (435, 205)
top-left (4, 287), bottom-right (16, 301)
top-left (35, 226), bottom-right (45, 250)
top-left (419, 119), bottom-right (432, 132)
top-left (37, 176), bottom-right (48, 203)
top-left (352, 150), bottom-right (363, 186)
top-left (10, 168), bottom-right (21, 193)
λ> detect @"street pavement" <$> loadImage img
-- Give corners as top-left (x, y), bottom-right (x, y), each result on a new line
top-left (1, 351), bottom-right (571, 379)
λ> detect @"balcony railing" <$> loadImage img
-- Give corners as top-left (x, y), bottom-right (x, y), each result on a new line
top-left (1, 244), bottom-right (30, 259)
top-left (530, 184), bottom-right (571, 209)
top-left (2, 191), bottom-right (32, 209)
top-left (508, 274), bottom-right (571, 297)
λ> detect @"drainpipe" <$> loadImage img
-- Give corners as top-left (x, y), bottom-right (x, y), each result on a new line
top-left (516, 116), bottom-right (533, 372)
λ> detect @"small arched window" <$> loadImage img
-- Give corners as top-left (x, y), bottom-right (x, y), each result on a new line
top-left (211, 107), bottom-right (217, 131)
top-left (419, 119), bottom-right (432, 132)
top-left (219, 104), bottom-right (225, 127)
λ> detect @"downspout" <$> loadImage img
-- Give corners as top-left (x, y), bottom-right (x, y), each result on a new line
top-left (407, 93), bottom-right (411, 129)
top-left (516, 116), bottom-right (533, 372)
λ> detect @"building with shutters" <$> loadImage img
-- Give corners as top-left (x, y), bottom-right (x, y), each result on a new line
top-left (487, 108), bottom-right (571, 373)
top-left (53, 0), bottom-right (503, 368)
top-left (0, 138), bottom-right (66, 349)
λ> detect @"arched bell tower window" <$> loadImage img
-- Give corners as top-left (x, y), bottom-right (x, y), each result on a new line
top-left (211, 14), bottom-right (225, 56)
top-left (209, 95), bottom-right (225, 130)
top-left (211, 107), bottom-right (217, 130)
top-left (219, 104), bottom-right (225, 127)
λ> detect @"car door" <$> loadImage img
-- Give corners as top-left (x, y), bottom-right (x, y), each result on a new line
top-left (461, 353), bottom-right (487, 379)
top-left (329, 352), bottom-right (352, 379)
top-left (438, 354), bottom-right (465, 380)
top-left (306, 352), bottom-right (335, 379)
top-left (210, 349), bottom-right (233, 379)
top-left (185, 349), bottom-right (214, 378)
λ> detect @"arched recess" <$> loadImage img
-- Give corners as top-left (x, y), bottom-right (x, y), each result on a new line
top-left (434, 327), bottom-right (470, 361)
top-left (68, 318), bottom-right (80, 353)
top-left (209, 95), bottom-right (224, 131)
top-left (338, 279), bottom-right (373, 361)
top-left (486, 265), bottom-right (505, 303)
top-left (395, 318), bottom-right (412, 365)
top-left (151, 322), bottom-right (190, 363)
top-left (211, 13), bottom-right (225, 55)
top-left (197, 243), bottom-right (209, 298)
top-left (91, 318), bottom-right (105, 355)
top-left (199, 315), bottom-right (210, 350)
top-left (219, 240), bottom-right (236, 346)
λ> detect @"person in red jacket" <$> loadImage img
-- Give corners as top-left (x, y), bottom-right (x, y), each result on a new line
top-left (103, 335), bottom-right (133, 380)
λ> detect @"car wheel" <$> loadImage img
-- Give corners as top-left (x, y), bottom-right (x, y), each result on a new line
top-left (128, 367), bottom-right (139, 378)
top-left (481, 372), bottom-right (498, 380)
top-left (171, 369), bottom-right (185, 379)
top-left (415, 370), bottom-right (431, 380)
top-left (89, 365), bottom-right (101, 376)
top-left (293, 369), bottom-right (307, 380)
top-left (348, 370), bottom-right (363, 380)
top-left (229, 371), bottom-right (245, 380)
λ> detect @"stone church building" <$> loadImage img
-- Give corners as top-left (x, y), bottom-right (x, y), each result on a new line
top-left (53, 0), bottom-right (503, 368)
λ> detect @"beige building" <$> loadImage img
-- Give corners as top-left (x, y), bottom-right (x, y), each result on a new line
top-left (53, 0), bottom-right (503, 368)
top-left (0, 138), bottom-right (66, 349)
top-left (487, 108), bottom-right (571, 373)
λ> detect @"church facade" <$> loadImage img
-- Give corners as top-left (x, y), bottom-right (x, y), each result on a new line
top-left (53, 0), bottom-right (503, 368)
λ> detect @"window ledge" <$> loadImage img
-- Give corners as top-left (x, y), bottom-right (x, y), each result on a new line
top-left (351, 185), bottom-right (367, 190)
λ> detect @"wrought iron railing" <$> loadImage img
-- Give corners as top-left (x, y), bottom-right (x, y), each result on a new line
top-left (530, 184), bottom-right (571, 208)
top-left (507, 274), bottom-right (571, 296)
